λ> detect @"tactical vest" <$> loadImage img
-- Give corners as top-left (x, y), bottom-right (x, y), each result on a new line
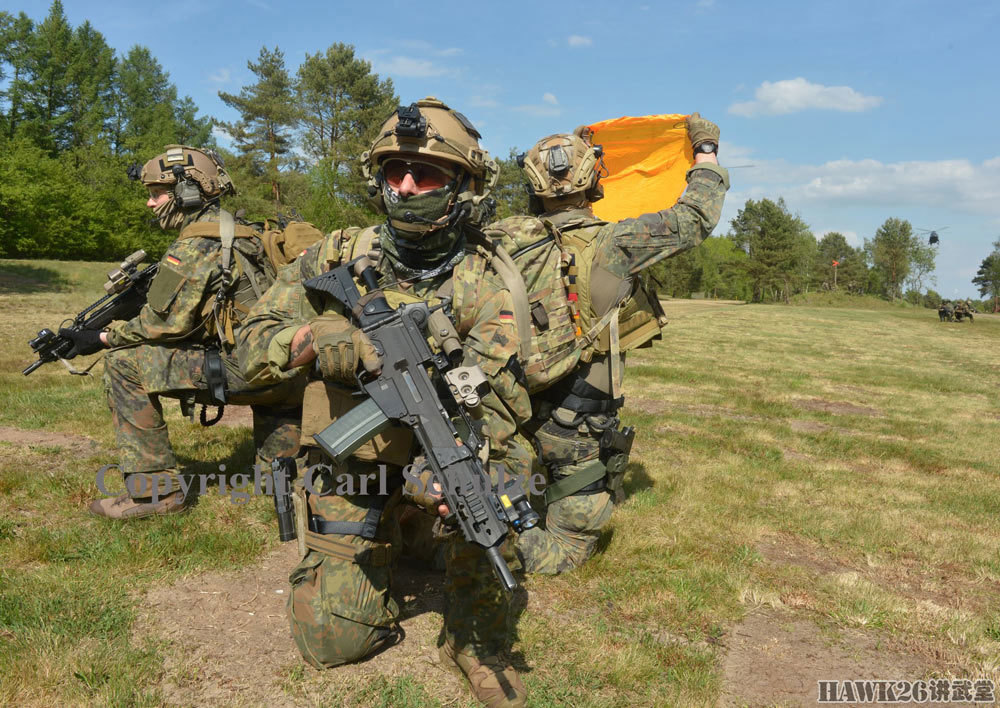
top-left (482, 215), bottom-right (667, 394)
top-left (178, 210), bottom-right (325, 347)
top-left (327, 224), bottom-right (531, 365)
top-left (301, 225), bottom-right (468, 467)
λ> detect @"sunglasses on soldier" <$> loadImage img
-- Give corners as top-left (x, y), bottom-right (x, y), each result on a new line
top-left (381, 158), bottom-right (456, 192)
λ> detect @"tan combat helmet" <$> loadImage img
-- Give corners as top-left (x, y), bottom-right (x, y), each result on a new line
top-left (518, 126), bottom-right (605, 206)
top-left (133, 145), bottom-right (236, 206)
top-left (361, 97), bottom-right (498, 232)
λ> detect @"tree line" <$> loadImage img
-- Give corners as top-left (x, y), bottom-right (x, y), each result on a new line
top-left (649, 199), bottom-right (952, 305)
top-left (3, 2), bottom-right (996, 309)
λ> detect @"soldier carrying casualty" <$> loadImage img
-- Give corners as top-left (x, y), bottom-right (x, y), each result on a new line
top-left (57, 145), bottom-right (310, 520)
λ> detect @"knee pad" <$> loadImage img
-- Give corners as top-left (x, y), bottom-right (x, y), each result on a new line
top-left (288, 549), bottom-right (398, 668)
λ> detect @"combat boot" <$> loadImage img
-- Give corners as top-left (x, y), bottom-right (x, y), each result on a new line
top-left (439, 636), bottom-right (526, 708)
top-left (89, 491), bottom-right (188, 520)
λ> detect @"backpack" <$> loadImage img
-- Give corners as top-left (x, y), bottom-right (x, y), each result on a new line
top-left (480, 215), bottom-right (667, 395)
top-left (178, 210), bottom-right (325, 347)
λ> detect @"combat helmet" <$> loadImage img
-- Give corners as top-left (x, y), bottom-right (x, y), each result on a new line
top-left (132, 145), bottom-right (235, 205)
top-left (518, 126), bottom-right (606, 213)
top-left (361, 97), bottom-right (499, 236)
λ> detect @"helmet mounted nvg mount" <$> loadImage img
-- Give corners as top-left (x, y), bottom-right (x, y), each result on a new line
top-left (361, 97), bottom-right (499, 234)
top-left (129, 145), bottom-right (236, 212)
top-left (517, 126), bottom-right (607, 211)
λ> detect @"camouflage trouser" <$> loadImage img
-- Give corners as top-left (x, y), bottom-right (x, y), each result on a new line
top-left (288, 454), bottom-right (512, 668)
top-left (515, 410), bottom-right (621, 575)
top-left (102, 344), bottom-right (303, 497)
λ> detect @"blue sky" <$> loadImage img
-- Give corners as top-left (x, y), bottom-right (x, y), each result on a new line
top-left (14, 0), bottom-right (1000, 297)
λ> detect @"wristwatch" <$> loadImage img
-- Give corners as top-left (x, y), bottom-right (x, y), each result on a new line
top-left (694, 141), bottom-right (718, 155)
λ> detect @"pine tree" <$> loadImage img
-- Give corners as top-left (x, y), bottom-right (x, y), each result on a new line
top-left (728, 197), bottom-right (812, 302)
top-left (19, 0), bottom-right (74, 151)
top-left (0, 11), bottom-right (36, 138)
top-left (218, 46), bottom-right (297, 209)
top-left (296, 43), bottom-right (397, 203)
top-left (972, 240), bottom-right (1000, 313)
top-left (111, 46), bottom-right (180, 155)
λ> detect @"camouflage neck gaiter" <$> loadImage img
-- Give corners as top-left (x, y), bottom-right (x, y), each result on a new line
top-left (152, 194), bottom-right (185, 231)
top-left (382, 181), bottom-right (459, 237)
top-left (380, 181), bottom-right (469, 280)
top-left (380, 221), bottom-right (467, 282)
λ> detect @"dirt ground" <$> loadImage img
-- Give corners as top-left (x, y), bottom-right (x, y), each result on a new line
top-left (134, 543), bottom-right (474, 707)
top-left (0, 425), bottom-right (103, 454)
top-left (130, 529), bottom-right (978, 707)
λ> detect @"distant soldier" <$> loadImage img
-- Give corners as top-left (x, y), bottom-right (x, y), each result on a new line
top-left (484, 115), bottom-right (729, 574)
top-left (954, 299), bottom-right (973, 322)
top-left (58, 146), bottom-right (304, 519)
top-left (939, 300), bottom-right (953, 322)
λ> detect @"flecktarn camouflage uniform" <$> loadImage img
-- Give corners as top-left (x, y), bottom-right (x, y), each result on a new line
top-left (498, 123), bottom-right (729, 574)
top-left (93, 145), bottom-right (303, 518)
top-left (238, 98), bottom-right (531, 707)
top-left (102, 206), bottom-right (303, 502)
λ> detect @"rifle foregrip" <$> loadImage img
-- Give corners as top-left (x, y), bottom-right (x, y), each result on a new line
top-left (313, 397), bottom-right (392, 463)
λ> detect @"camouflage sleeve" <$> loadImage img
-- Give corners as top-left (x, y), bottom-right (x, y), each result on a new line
top-left (459, 273), bottom-right (532, 462)
top-left (236, 244), bottom-right (324, 387)
top-left (106, 238), bottom-right (218, 347)
top-left (602, 163), bottom-right (729, 276)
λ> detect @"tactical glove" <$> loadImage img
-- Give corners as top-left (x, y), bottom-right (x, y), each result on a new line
top-left (58, 327), bottom-right (105, 358)
top-left (402, 457), bottom-right (444, 515)
top-left (310, 314), bottom-right (382, 383)
top-left (686, 112), bottom-right (720, 149)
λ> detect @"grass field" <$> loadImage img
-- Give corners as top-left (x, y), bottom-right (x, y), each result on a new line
top-left (1, 259), bottom-right (999, 707)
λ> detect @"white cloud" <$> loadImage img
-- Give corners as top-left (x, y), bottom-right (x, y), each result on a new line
top-left (568, 35), bottom-right (593, 47)
top-left (726, 155), bottom-right (1000, 216)
top-left (817, 229), bottom-right (861, 247)
top-left (398, 40), bottom-right (463, 57)
top-left (470, 95), bottom-right (500, 108)
top-left (542, 92), bottom-right (559, 106)
top-left (514, 103), bottom-right (562, 118)
top-left (208, 68), bottom-right (231, 84)
top-left (368, 55), bottom-right (450, 78)
top-left (728, 77), bottom-right (883, 117)
top-left (211, 125), bottom-right (233, 147)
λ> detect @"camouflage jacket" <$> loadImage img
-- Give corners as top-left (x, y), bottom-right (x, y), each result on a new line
top-left (536, 162), bottom-right (727, 280)
top-left (107, 206), bottom-right (235, 348)
top-left (236, 224), bottom-right (531, 463)
top-left (480, 162), bottom-right (728, 393)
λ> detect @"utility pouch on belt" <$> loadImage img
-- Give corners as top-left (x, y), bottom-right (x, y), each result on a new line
top-left (301, 380), bottom-right (412, 467)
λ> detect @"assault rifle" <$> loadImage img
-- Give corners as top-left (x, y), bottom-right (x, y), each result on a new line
top-left (304, 257), bottom-right (538, 592)
top-left (23, 250), bottom-right (158, 376)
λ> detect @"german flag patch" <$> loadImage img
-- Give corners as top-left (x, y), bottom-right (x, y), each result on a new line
top-left (165, 254), bottom-right (181, 266)
top-left (499, 310), bottom-right (514, 321)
